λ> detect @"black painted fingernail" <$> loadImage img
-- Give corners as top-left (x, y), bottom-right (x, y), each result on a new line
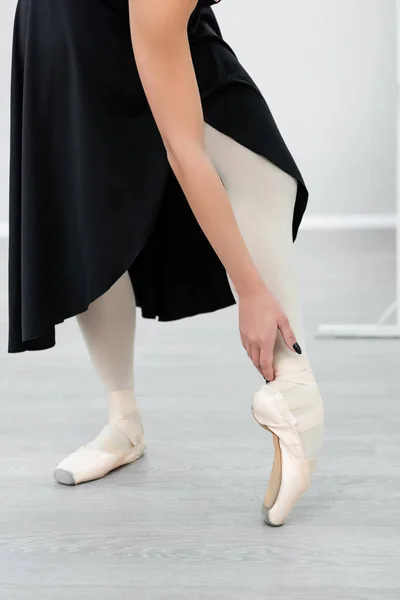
top-left (293, 343), bottom-right (302, 355)
top-left (264, 379), bottom-right (270, 384)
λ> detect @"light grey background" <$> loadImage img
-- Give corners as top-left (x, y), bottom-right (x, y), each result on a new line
top-left (0, 0), bottom-right (397, 224)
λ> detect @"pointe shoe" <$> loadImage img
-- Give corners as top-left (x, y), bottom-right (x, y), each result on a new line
top-left (252, 356), bottom-right (324, 526)
top-left (54, 413), bottom-right (145, 486)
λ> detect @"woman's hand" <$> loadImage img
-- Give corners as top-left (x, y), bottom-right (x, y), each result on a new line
top-left (239, 286), bottom-right (301, 381)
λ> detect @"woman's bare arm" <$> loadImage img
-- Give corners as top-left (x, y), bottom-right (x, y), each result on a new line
top-left (128, 0), bottom-right (299, 380)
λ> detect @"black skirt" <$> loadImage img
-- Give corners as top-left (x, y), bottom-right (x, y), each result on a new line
top-left (8, 0), bottom-right (309, 353)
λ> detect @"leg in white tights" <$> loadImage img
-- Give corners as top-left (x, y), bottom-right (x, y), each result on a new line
top-left (205, 122), bottom-right (306, 363)
top-left (55, 122), bottom-right (323, 513)
top-left (204, 123), bottom-right (324, 526)
top-left (54, 272), bottom-right (145, 485)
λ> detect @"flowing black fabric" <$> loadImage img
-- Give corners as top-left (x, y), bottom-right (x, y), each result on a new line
top-left (8, 0), bottom-right (309, 353)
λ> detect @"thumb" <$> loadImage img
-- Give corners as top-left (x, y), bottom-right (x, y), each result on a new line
top-left (278, 316), bottom-right (302, 355)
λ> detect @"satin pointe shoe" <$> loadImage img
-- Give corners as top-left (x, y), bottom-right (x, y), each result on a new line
top-left (252, 356), bottom-right (324, 526)
top-left (54, 412), bottom-right (145, 486)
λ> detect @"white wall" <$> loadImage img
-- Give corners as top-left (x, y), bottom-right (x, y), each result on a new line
top-left (0, 0), bottom-right (397, 224)
top-left (216, 0), bottom-right (397, 217)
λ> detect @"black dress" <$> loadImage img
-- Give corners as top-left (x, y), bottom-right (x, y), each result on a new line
top-left (8, 0), bottom-right (309, 353)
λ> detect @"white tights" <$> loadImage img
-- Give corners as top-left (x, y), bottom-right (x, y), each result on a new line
top-left (56, 123), bottom-right (322, 485)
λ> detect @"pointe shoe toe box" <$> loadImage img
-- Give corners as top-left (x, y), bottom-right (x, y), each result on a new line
top-left (54, 444), bottom-right (146, 485)
top-left (261, 504), bottom-right (283, 528)
top-left (54, 448), bottom-right (121, 485)
top-left (54, 468), bottom-right (76, 486)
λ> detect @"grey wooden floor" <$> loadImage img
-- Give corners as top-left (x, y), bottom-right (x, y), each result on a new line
top-left (1, 231), bottom-right (399, 599)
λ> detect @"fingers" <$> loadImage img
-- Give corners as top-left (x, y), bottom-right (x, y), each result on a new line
top-left (278, 315), bottom-right (302, 355)
top-left (241, 334), bottom-right (274, 381)
top-left (241, 334), bottom-right (265, 378)
top-left (259, 345), bottom-right (274, 381)
top-left (241, 334), bottom-right (261, 377)
top-left (250, 344), bottom-right (262, 378)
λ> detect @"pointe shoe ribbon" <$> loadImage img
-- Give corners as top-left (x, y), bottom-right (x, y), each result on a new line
top-left (269, 355), bottom-right (321, 388)
top-left (110, 410), bottom-right (144, 447)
